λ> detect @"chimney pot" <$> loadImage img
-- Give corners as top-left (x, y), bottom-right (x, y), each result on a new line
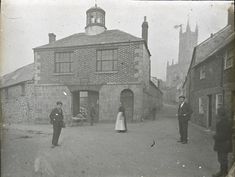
top-left (48, 33), bottom-right (56, 44)
top-left (142, 16), bottom-right (149, 45)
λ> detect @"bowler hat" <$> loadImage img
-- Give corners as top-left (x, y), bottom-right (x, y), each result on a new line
top-left (56, 101), bottom-right (63, 105)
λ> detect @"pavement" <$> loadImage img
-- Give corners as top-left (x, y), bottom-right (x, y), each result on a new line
top-left (1, 104), bottom-right (221, 177)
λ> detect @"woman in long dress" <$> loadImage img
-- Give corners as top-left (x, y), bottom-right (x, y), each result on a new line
top-left (115, 103), bottom-right (127, 132)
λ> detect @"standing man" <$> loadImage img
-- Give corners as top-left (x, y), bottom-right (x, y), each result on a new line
top-left (90, 103), bottom-right (96, 126)
top-left (212, 107), bottom-right (232, 177)
top-left (50, 101), bottom-right (64, 148)
top-left (177, 95), bottom-right (193, 144)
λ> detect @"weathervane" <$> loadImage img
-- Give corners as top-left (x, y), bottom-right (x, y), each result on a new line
top-left (174, 24), bottom-right (182, 30)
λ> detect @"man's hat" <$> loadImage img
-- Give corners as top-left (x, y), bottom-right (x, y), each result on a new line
top-left (179, 95), bottom-right (185, 99)
top-left (56, 101), bottom-right (63, 105)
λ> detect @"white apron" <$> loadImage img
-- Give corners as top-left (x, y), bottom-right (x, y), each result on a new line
top-left (115, 112), bottom-right (126, 131)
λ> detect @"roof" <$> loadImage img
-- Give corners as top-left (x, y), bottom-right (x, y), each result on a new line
top-left (150, 80), bottom-right (163, 94)
top-left (0, 63), bottom-right (34, 88)
top-left (193, 25), bottom-right (234, 66)
top-left (183, 25), bottom-right (234, 88)
top-left (34, 29), bottom-right (144, 49)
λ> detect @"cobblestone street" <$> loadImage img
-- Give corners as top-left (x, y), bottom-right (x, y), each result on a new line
top-left (1, 105), bottom-right (219, 177)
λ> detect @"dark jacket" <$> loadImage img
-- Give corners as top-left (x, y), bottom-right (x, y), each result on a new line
top-left (49, 108), bottom-right (64, 127)
top-left (90, 107), bottom-right (96, 118)
top-left (178, 102), bottom-right (193, 120)
top-left (213, 118), bottom-right (232, 153)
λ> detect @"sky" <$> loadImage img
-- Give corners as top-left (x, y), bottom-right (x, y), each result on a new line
top-left (1, 0), bottom-right (232, 80)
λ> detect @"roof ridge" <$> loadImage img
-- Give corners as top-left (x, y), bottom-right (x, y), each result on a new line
top-left (197, 25), bottom-right (231, 48)
top-left (1, 63), bottom-right (34, 78)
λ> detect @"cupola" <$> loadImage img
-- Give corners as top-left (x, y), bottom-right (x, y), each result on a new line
top-left (85, 4), bottom-right (106, 35)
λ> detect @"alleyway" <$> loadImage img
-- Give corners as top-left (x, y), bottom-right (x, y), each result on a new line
top-left (1, 104), bottom-right (218, 177)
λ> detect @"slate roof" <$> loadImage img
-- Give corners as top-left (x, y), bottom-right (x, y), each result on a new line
top-left (0, 63), bottom-right (34, 88)
top-left (193, 25), bottom-right (234, 66)
top-left (34, 29), bottom-right (144, 49)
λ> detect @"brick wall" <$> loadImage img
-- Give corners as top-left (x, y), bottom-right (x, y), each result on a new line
top-left (34, 42), bottom-right (147, 86)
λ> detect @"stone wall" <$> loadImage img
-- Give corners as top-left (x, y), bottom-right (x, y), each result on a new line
top-left (99, 83), bottom-right (144, 122)
top-left (33, 84), bottom-right (72, 123)
top-left (143, 83), bottom-right (163, 120)
top-left (1, 83), bottom-right (34, 123)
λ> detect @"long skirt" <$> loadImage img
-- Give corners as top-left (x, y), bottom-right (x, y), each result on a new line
top-left (115, 112), bottom-right (126, 132)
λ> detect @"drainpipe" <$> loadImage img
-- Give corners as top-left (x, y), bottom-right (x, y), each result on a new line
top-left (219, 53), bottom-right (225, 106)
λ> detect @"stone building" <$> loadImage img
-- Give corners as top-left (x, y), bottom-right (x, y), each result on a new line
top-left (1, 4), bottom-right (163, 123)
top-left (165, 19), bottom-right (198, 103)
top-left (183, 4), bottom-right (234, 130)
top-left (0, 64), bottom-right (35, 123)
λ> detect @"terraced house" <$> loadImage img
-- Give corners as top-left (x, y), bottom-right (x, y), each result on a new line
top-left (183, 4), bottom-right (234, 130)
top-left (1, 4), bottom-right (162, 123)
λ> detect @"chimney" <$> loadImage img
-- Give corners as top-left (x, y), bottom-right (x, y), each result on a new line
top-left (48, 33), bottom-right (56, 44)
top-left (227, 3), bottom-right (234, 31)
top-left (142, 16), bottom-right (149, 45)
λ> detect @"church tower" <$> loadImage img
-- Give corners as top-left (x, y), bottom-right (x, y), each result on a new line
top-left (178, 19), bottom-right (198, 65)
top-left (85, 4), bottom-right (107, 35)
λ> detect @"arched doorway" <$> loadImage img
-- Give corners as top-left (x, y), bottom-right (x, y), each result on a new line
top-left (120, 89), bottom-right (134, 122)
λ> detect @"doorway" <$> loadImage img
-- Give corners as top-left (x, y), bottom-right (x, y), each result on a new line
top-left (120, 89), bottom-right (134, 122)
top-left (207, 94), bottom-right (213, 128)
top-left (72, 91), bottom-right (99, 121)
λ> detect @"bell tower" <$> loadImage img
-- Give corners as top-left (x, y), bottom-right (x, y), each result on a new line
top-left (85, 4), bottom-right (107, 35)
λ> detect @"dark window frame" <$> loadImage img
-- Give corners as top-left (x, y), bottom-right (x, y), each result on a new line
top-left (54, 52), bottom-right (73, 73)
top-left (96, 49), bottom-right (118, 72)
top-left (224, 47), bottom-right (234, 70)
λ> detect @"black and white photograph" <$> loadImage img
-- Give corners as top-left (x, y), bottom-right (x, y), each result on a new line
top-left (0, 0), bottom-right (235, 176)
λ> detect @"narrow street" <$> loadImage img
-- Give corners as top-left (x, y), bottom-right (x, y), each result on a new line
top-left (1, 104), bottom-right (218, 177)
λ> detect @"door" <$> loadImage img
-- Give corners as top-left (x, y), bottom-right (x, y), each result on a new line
top-left (88, 91), bottom-right (99, 122)
top-left (120, 89), bottom-right (134, 122)
top-left (207, 95), bottom-right (213, 128)
top-left (72, 91), bottom-right (80, 116)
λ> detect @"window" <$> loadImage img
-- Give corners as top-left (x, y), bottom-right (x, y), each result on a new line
top-left (5, 88), bottom-right (8, 99)
top-left (96, 49), bottom-right (118, 72)
top-left (21, 84), bottom-right (25, 96)
top-left (216, 94), bottom-right (223, 114)
top-left (199, 65), bottom-right (206, 79)
top-left (224, 47), bottom-right (234, 69)
top-left (54, 52), bottom-right (73, 73)
top-left (199, 97), bottom-right (204, 114)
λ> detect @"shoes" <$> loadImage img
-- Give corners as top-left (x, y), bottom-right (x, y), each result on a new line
top-left (177, 140), bottom-right (183, 143)
top-left (51, 144), bottom-right (61, 148)
top-left (182, 141), bottom-right (188, 144)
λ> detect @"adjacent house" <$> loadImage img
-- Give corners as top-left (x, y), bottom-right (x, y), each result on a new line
top-left (183, 5), bottom-right (234, 130)
top-left (0, 63), bottom-right (35, 123)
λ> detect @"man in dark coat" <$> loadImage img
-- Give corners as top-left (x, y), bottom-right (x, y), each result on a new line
top-left (50, 101), bottom-right (64, 148)
top-left (90, 103), bottom-right (96, 126)
top-left (177, 95), bottom-right (193, 144)
top-left (212, 107), bottom-right (232, 177)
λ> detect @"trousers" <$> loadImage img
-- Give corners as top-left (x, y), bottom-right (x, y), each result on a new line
top-left (217, 152), bottom-right (228, 174)
top-left (52, 124), bottom-right (62, 146)
top-left (178, 117), bottom-right (188, 142)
